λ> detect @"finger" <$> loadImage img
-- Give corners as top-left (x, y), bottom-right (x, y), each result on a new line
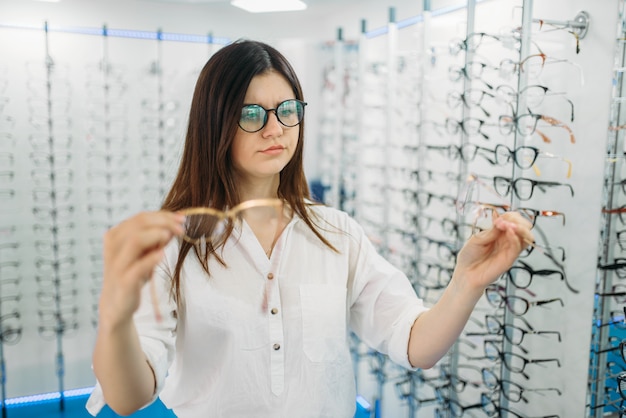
top-left (121, 247), bottom-right (166, 292)
top-left (110, 211), bottom-right (185, 243)
top-left (468, 222), bottom-right (504, 246)
top-left (136, 247), bottom-right (166, 280)
top-left (494, 221), bottom-right (533, 263)
top-left (100, 247), bottom-right (165, 322)
top-left (468, 219), bottom-right (529, 260)
top-left (106, 226), bottom-right (177, 275)
top-left (494, 217), bottom-right (534, 247)
top-left (504, 222), bottom-right (525, 252)
top-left (105, 211), bottom-right (184, 262)
top-left (498, 211), bottom-right (533, 232)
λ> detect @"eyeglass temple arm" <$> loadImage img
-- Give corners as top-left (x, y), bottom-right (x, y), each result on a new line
top-left (546, 210), bottom-right (566, 225)
top-left (476, 126), bottom-right (490, 140)
top-left (529, 387), bottom-right (563, 396)
top-left (465, 331), bottom-right (493, 339)
top-left (535, 330), bottom-right (562, 343)
top-left (150, 279), bottom-right (162, 323)
top-left (516, 208), bottom-right (566, 226)
top-left (537, 181), bottom-right (575, 197)
top-left (609, 124), bottom-right (626, 131)
top-left (594, 345), bottom-right (620, 355)
top-left (531, 268), bottom-right (565, 283)
top-left (474, 146), bottom-right (497, 165)
top-left (539, 114), bottom-right (576, 143)
top-left (530, 358), bottom-right (561, 368)
top-left (534, 127), bottom-right (552, 143)
top-left (532, 297), bottom-right (564, 308)
top-left (511, 314), bottom-right (535, 332)
top-left (564, 97), bottom-right (575, 121)
top-left (536, 152), bottom-right (573, 178)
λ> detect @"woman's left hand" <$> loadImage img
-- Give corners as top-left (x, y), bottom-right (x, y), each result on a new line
top-left (454, 211), bottom-right (534, 290)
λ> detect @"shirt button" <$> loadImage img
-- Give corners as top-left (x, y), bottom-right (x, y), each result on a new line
top-left (271, 307), bottom-right (278, 315)
top-left (267, 273), bottom-right (274, 280)
top-left (273, 343), bottom-right (280, 350)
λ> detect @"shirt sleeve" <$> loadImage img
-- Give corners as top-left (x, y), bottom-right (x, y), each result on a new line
top-left (85, 240), bottom-right (179, 416)
top-left (346, 218), bottom-right (428, 370)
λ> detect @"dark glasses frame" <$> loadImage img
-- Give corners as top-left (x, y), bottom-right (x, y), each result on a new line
top-left (493, 175), bottom-right (575, 201)
top-left (238, 99), bottom-right (307, 133)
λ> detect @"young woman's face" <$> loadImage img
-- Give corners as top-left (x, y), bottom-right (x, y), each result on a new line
top-left (231, 70), bottom-right (300, 183)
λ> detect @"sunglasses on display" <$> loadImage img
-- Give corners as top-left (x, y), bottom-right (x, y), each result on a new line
top-left (239, 99), bottom-right (307, 133)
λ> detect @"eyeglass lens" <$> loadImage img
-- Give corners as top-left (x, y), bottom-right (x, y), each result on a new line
top-left (239, 99), bottom-right (306, 133)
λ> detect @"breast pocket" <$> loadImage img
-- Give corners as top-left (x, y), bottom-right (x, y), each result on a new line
top-left (300, 284), bottom-right (347, 363)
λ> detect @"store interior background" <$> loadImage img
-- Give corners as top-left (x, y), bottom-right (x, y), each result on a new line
top-left (0, 0), bottom-right (624, 417)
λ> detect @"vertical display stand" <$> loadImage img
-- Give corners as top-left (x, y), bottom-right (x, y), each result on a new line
top-left (142, 30), bottom-right (167, 209)
top-left (381, 7), bottom-right (397, 262)
top-left (330, 28), bottom-right (344, 211)
top-left (35, 22), bottom-right (68, 412)
top-left (85, 25), bottom-right (132, 328)
top-left (317, 28), bottom-right (360, 213)
top-left (353, 19), bottom-right (367, 228)
top-left (588, 0), bottom-right (626, 415)
top-left (319, 28), bottom-right (346, 210)
top-left (0, 51), bottom-right (20, 418)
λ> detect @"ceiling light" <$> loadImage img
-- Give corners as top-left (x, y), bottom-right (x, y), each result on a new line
top-left (230, 0), bottom-right (307, 13)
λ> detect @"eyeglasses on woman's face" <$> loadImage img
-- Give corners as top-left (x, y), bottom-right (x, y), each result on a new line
top-left (238, 99), bottom-right (307, 133)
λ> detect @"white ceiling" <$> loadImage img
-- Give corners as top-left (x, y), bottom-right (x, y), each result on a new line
top-left (144, 0), bottom-right (360, 5)
top-left (133, 0), bottom-right (425, 40)
top-left (123, 0), bottom-right (422, 40)
top-left (3, 0), bottom-right (456, 43)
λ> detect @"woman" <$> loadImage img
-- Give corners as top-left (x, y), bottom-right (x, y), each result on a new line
top-left (87, 39), bottom-right (533, 417)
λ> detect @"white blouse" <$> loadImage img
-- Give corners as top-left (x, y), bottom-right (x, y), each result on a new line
top-left (87, 204), bottom-right (428, 418)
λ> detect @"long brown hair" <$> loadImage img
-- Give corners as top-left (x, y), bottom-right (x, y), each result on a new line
top-left (161, 39), bottom-right (336, 303)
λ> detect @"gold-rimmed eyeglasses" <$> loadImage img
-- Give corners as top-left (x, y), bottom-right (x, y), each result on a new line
top-left (498, 49), bottom-right (585, 86)
top-left (179, 198), bottom-right (285, 250)
top-left (498, 112), bottom-right (576, 144)
top-left (149, 199), bottom-right (285, 322)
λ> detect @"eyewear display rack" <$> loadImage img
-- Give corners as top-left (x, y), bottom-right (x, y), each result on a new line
top-left (316, 0), bottom-right (614, 417)
top-left (0, 21), bottom-right (227, 404)
top-left (588, 0), bottom-right (626, 415)
top-left (139, 32), bottom-right (183, 212)
top-left (83, 29), bottom-right (132, 329)
top-left (316, 30), bottom-right (359, 215)
top-left (28, 22), bottom-right (78, 411)
top-left (0, 62), bottom-right (21, 418)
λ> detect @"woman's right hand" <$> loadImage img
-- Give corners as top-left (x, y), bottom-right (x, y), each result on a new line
top-left (98, 211), bottom-right (185, 328)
